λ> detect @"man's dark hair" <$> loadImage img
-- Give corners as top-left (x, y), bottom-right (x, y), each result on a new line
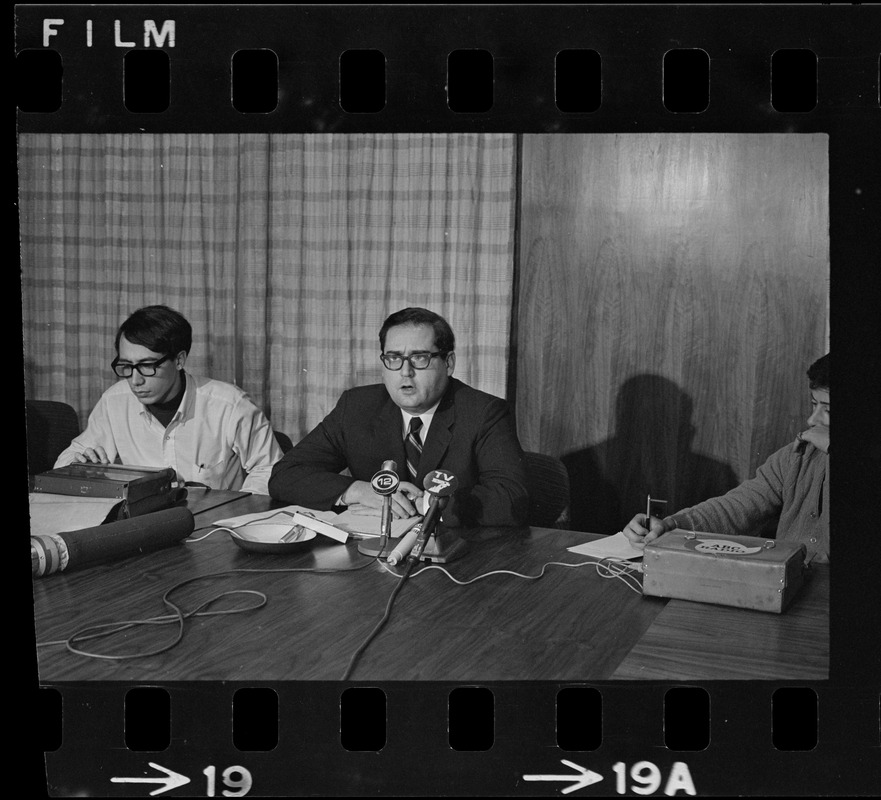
top-left (807, 353), bottom-right (829, 390)
top-left (115, 305), bottom-right (193, 356)
top-left (379, 307), bottom-right (456, 354)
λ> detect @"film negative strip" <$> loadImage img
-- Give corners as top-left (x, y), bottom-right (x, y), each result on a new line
top-left (17, 4), bottom-right (881, 797)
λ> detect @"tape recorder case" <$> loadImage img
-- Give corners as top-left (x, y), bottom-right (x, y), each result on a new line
top-left (642, 529), bottom-right (808, 614)
top-left (32, 462), bottom-right (184, 519)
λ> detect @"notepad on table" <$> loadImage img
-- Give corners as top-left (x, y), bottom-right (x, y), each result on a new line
top-left (567, 531), bottom-right (645, 561)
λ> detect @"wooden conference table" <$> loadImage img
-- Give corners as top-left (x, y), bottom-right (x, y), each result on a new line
top-left (33, 491), bottom-right (829, 682)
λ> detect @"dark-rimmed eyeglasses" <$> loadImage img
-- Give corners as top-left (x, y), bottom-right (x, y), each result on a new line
top-left (111, 354), bottom-right (173, 378)
top-left (380, 351), bottom-right (447, 371)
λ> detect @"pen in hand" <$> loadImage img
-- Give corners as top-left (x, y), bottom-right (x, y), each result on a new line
top-left (623, 496), bottom-right (668, 548)
top-left (644, 495), bottom-right (668, 540)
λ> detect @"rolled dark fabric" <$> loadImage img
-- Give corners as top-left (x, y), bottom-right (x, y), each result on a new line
top-left (31, 507), bottom-right (195, 577)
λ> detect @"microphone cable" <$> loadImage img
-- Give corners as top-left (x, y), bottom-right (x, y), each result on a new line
top-left (44, 576), bottom-right (268, 661)
top-left (36, 540), bottom-right (377, 661)
top-left (338, 468), bottom-right (459, 679)
top-left (338, 547), bottom-right (419, 681)
top-left (340, 555), bottom-right (643, 680)
top-left (194, 524), bottom-right (412, 680)
top-left (381, 556), bottom-right (643, 594)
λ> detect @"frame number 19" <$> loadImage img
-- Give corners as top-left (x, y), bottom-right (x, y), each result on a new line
top-left (203, 765), bottom-right (253, 797)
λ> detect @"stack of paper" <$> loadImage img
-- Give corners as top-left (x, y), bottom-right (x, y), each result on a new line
top-left (28, 493), bottom-right (122, 536)
top-left (213, 504), bottom-right (421, 542)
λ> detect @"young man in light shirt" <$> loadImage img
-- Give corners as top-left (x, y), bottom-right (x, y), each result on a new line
top-left (54, 305), bottom-right (283, 494)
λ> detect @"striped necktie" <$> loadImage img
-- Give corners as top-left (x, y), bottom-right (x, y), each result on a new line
top-left (405, 416), bottom-right (423, 482)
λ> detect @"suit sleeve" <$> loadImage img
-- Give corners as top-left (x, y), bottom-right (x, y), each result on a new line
top-left (449, 398), bottom-right (530, 528)
top-left (268, 392), bottom-right (357, 509)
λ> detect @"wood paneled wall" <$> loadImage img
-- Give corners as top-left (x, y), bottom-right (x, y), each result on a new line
top-left (515, 134), bottom-right (828, 534)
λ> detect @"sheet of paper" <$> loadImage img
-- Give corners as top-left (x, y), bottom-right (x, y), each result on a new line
top-left (326, 508), bottom-right (421, 538)
top-left (29, 493), bottom-right (121, 536)
top-left (567, 531), bottom-right (645, 561)
top-left (212, 504), bottom-right (421, 538)
top-left (212, 505), bottom-right (305, 528)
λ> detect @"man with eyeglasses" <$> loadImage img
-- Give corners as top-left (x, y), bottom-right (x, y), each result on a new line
top-left (269, 307), bottom-right (529, 528)
top-left (53, 305), bottom-right (283, 494)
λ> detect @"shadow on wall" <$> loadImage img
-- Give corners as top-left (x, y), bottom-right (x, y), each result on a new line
top-left (562, 374), bottom-right (740, 535)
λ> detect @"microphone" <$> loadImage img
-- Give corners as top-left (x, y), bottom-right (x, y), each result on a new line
top-left (31, 507), bottom-right (195, 577)
top-left (370, 460), bottom-right (400, 545)
top-left (386, 525), bottom-right (421, 565)
top-left (408, 470), bottom-right (459, 562)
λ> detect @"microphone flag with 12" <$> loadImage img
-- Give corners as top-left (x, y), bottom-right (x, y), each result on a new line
top-left (371, 460), bottom-right (400, 543)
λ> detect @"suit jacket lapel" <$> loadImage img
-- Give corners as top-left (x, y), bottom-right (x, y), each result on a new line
top-left (372, 394), bottom-right (407, 475)
top-left (418, 387), bottom-right (455, 483)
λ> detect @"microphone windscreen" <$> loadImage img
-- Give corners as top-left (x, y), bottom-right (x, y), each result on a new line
top-left (32, 507), bottom-right (195, 576)
top-left (372, 462), bottom-right (401, 495)
top-left (423, 470), bottom-right (459, 497)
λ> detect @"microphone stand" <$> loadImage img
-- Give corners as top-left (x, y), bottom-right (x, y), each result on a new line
top-left (417, 527), bottom-right (469, 564)
top-left (407, 471), bottom-right (469, 565)
top-left (357, 461), bottom-right (400, 559)
top-left (378, 487), bottom-right (393, 554)
top-left (408, 496), bottom-right (449, 562)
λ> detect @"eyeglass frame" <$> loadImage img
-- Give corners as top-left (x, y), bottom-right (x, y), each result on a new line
top-left (111, 353), bottom-right (174, 378)
top-left (379, 351), bottom-right (449, 371)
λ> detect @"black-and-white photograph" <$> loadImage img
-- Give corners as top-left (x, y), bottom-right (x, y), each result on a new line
top-left (25, 131), bottom-right (831, 683)
top-left (19, 4), bottom-right (879, 798)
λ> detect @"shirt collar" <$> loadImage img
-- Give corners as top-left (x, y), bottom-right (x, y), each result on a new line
top-left (175, 372), bottom-right (197, 421)
top-left (401, 399), bottom-right (441, 441)
top-left (136, 371), bottom-right (195, 423)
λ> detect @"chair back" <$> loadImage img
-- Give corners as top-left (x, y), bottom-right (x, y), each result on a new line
top-left (273, 430), bottom-right (294, 454)
top-left (26, 400), bottom-right (81, 475)
top-left (522, 450), bottom-right (570, 528)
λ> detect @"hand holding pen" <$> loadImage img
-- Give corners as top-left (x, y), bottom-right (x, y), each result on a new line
top-left (621, 495), bottom-right (670, 548)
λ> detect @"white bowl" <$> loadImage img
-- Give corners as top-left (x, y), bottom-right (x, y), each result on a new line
top-left (230, 522), bottom-right (317, 553)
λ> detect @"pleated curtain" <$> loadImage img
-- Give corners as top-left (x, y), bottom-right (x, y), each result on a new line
top-left (19, 133), bottom-right (518, 442)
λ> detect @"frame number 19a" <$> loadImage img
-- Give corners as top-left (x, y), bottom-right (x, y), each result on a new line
top-left (613, 761), bottom-right (696, 796)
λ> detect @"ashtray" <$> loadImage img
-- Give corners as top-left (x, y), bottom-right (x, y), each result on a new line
top-left (229, 522), bottom-right (317, 554)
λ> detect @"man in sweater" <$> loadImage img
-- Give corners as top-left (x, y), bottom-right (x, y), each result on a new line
top-left (54, 305), bottom-right (283, 494)
top-left (622, 354), bottom-right (830, 562)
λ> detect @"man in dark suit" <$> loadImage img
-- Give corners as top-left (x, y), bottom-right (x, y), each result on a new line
top-left (269, 307), bottom-right (529, 528)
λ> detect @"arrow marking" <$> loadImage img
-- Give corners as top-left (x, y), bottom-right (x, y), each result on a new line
top-left (523, 759), bottom-right (604, 794)
top-left (111, 762), bottom-right (191, 796)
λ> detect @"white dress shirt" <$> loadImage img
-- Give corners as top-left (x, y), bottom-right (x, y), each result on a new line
top-left (53, 374), bottom-right (283, 494)
top-left (400, 400), bottom-right (440, 444)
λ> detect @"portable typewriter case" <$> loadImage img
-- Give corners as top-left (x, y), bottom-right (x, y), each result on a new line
top-left (32, 463), bottom-right (183, 520)
top-left (642, 529), bottom-right (807, 613)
